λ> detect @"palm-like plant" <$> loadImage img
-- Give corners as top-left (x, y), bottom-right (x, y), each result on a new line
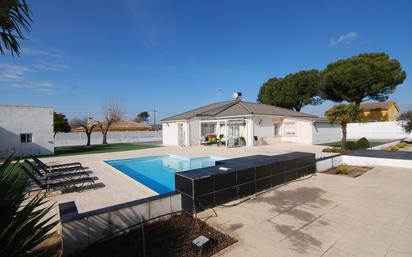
top-left (0, 0), bottom-right (31, 55)
top-left (325, 104), bottom-right (361, 150)
top-left (0, 154), bottom-right (58, 257)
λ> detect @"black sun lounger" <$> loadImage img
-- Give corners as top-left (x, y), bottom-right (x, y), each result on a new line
top-left (31, 155), bottom-right (82, 168)
top-left (21, 165), bottom-right (104, 193)
top-left (24, 160), bottom-right (91, 180)
top-left (30, 156), bottom-right (88, 173)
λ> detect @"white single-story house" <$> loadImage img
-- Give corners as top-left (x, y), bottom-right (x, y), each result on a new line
top-left (161, 95), bottom-right (341, 147)
top-left (0, 105), bottom-right (54, 158)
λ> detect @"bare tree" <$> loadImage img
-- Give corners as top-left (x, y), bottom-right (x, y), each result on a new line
top-left (98, 102), bottom-right (124, 144)
top-left (70, 117), bottom-right (97, 147)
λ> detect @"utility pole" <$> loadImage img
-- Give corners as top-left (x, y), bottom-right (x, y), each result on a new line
top-left (153, 109), bottom-right (156, 131)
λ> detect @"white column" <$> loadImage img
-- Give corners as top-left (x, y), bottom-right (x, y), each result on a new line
top-left (246, 118), bottom-right (254, 146)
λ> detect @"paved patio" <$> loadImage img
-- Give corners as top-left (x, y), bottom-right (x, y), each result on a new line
top-left (43, 143), bottom-right (334, 213)
top-left (198, 166), bottom-right (412, 257)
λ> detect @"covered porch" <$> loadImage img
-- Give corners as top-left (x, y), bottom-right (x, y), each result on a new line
top-left (199, 118), bottom-right (252, 147)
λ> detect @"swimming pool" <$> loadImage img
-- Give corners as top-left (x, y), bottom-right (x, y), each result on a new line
top-left (106, 155), bottom-right (220, 194)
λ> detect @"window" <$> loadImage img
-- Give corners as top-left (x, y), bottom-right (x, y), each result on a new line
top-left (228, 124), bottom-right (240, 137)
top-left (274, 123), bottom-right (281, 136)
top-left (20, 133), bottom-right (32, 143)
top-left (283, 122), bottom-right (296, 136)
top-left (201, 123), bottom-right (216, 136)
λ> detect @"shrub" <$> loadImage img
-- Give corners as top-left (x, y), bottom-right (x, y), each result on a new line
top-left (380, 146), bottom-right (392, 151)
top-left (346, 141), bottom-right (359, 150)
top-left (335, 164), bottom-right (348, 175)
top-left (323, 147), bottom-right (345, 153)
top-left (391, 145), bottom-right (400, 151)
top-left (396, 142), bottom-right (408, 148)
top-left (356, 137), bottom-right (370, 149)
top-left (0, 154), bottom-right (58, 257)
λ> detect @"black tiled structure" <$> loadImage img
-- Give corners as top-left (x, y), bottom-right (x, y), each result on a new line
top-left (175, 152), bottom-right (316, 213)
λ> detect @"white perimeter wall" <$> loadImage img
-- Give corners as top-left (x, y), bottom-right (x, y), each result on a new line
top-left (312, 122), bottom-right (341, 144)
top-left (347, 121), bottom-right (410, 140)
top-left (0, 105), bottom-right (54, 157)
top-left (54, 131), bottom-right (162, 147)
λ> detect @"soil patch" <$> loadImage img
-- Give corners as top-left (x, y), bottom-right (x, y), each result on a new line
top-left (74, 213), bottom-right (236, 257)
top-left (325, 165), bottom-right (371, 178)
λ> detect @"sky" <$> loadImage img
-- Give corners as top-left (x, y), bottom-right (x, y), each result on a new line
top-left (0, 0), bottom-right (411, 123)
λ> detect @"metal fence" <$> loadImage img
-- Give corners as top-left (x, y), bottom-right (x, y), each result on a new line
top-left (54, 131), bottom-right (162, 146)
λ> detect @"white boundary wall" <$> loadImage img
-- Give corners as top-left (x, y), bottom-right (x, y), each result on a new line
top-left (61, 193), bottom-right (181, 255)
top-left (347, 121), bottom-right (409, 140)
top-left (55, 131), bottom-right (162, 147)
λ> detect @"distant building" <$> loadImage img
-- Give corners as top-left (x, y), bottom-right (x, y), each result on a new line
top-left (71, 119), bottom-right (151, 132)
top-left (0, 105), bottom-right (54, 158)
top-left (359, 101), bottom-right (400, 122)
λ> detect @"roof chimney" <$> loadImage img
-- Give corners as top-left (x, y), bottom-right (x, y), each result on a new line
top-left (233, 92), bottom-right (242, 101)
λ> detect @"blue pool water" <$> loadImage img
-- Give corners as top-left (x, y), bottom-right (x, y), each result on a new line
top-left (106, 155), bottom-right (219, 194)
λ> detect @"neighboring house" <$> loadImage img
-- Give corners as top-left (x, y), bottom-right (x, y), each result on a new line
top-left (359, 101), bottom-right (400, 121)
top-left (72, 119), bottom-right (151, 132)
top-left (161, 95), bottom-right (340, 146)
top-left (0, 105), bottom-right (54, 158)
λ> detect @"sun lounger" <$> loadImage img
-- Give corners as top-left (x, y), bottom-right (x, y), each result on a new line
top-left (21, 165), bottom-right (102, 193)
top-left (30, 156), bottom-right (88, 173)
top-left (30, 155), bottom-right (82, 169)
top-left (24, 160), bottom-right (91, 180)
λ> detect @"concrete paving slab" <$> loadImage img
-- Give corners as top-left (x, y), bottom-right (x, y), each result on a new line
top-left (199, 166), bottom-right (412, 257)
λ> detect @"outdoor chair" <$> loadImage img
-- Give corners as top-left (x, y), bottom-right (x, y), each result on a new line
top-left (30, 156), bottom-right (88, 173)
top-left (227, 137), bottom-right (239, 148)
top-left (200, 136), bottom-right (211, 145)
top-left (21, 165), bottom-right (104, 193)
top-left (24, 160), bottom-right (91, 180)
top-left (30, 155), bottom-right (82, 169)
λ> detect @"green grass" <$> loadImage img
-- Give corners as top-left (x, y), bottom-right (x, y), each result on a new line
top-left (53, 143), bottom-right (161, 156)
top-left (320, 140), bottom-right (387, 148)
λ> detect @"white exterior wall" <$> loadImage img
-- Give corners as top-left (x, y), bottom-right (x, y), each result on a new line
top-left (312, 122), bottom-right (341, 144)
top-left (188, 118), bottom-right (200, 146)
top-left (253, 117), bottom-right (274, 139)
top-left (347, 121), bottom-right (410, 140)
top-left (162, 122), bottom-right (178, 146)
top-left (0, 105), bottom-right (54, 157)
top-left (296, 120), bottom-right (313, 144)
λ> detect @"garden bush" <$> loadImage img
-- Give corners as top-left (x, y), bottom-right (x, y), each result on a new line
top-left (322, 147), bottom-right (345, 153)
top-left (391, 145), bottom-right (400, 151)
top-left (356, 137), bottom-right (370, 149)
top-left (335, 164), bottom-right (348, 175)
top-left (346, 141), bottom-right (359, 150)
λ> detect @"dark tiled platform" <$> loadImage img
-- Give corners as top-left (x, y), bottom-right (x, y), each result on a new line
top-left (347, 150), bottom-right (412, 160)
top-left (175, 152), bottom-right (316, 213)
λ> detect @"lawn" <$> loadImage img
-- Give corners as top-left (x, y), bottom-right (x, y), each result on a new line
top-left (320, 140), bottom-right (387, 148)
top-left (54, 143), bottom-right (161, 156)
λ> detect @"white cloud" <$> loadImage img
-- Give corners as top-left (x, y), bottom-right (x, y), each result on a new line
top-left (33, 62), bottom-right (69, 71)
top-left (0, 64), bottom-right (33, 82)
top-left (0, 64), bottom-right (57, 93)
top-left (330, 32), bottom-right (358, 46)
top-left (22, 47), bottom-right (67, 59)
top-left (9, 81), bottom-right (55, 94)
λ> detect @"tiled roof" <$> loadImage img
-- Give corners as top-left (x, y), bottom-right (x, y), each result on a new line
top-left (162, 100), bottom-right (318, 121)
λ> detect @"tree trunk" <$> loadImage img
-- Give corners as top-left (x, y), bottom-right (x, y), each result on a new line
top-left (341, 122), bottom-right (347, 150)
top-left (86, 131), bottom-right (91, 146)
top-left (102, 131), bottom-right (108, 144)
